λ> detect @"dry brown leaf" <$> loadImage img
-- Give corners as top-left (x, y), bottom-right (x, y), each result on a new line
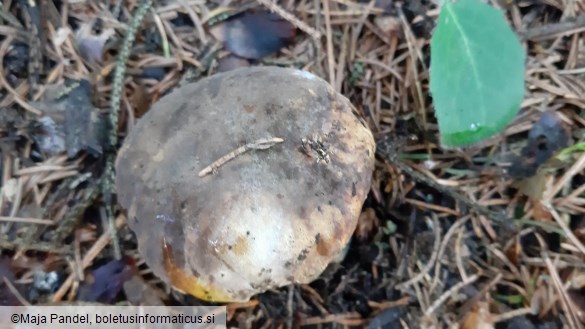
top-left (461, 302), bottom-right (494, 329)
top-left (355, 208), bottom-right (380, 241)
top-left (505, 236), bottom-right (522, 267)
top-left (130, 83), bottom-right (152, 118)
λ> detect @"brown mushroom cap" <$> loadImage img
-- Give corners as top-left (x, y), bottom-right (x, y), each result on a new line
top-left (115, 66), bottom-right (375, 302)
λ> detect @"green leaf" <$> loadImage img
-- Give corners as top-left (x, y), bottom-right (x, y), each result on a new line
top-left (558, 141), bottom-right (585, 156)
top-left (492, 293), bottom-right (524, 305)
top-left (430, 0), bottom-right (526, 147)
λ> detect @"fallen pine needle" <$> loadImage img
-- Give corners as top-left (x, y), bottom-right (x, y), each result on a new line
top-left (51, 214), bottom-right (126, 302)
top-left (0, 216), bottom-right (55, 225)
top-left (3, 276), bottom-right (31, 306)
top-left (424, 274), bottom-right (480, 317)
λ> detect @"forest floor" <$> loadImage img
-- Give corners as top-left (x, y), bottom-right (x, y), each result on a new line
top-left (1, 0), bottom-right (585, 328)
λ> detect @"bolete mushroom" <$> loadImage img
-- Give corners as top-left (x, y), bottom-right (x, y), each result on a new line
top-left (115, 66), bottom-right (375, 302)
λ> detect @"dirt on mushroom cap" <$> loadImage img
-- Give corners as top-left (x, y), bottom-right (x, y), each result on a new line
top-left (115, 66), bottom-right (376, 302)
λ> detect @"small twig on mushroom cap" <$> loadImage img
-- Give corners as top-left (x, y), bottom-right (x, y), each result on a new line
top-left (198, 137), bottom-right (284, 177)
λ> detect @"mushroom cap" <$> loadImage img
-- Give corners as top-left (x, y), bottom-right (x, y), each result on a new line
top-left (115, 66), bottom-right (375, 302)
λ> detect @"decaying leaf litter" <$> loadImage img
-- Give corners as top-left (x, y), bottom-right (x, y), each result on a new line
top-left (0, 0), bottom-right (583, 327)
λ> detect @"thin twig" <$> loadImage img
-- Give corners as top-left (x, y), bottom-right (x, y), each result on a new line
top-left (492, 308), bottom-right (534, 323)
top-left (398, 6), bottom-right (426, 129)
top-left (424, 274), bottom-right (480, 317)
top-left (18, 0), bottom-right (43, 100)
top-left (544, 255), bottom-right (583, 329)
top-left (150, 8), bottom-right (171, 58)
top-left (455, 227), bottom-right (468, 281)
top-left (550, 208), bottom-right (585, 256)
top-left (0, 36), bottom-right (43, 115)
top-left (520, 15), bottom-right (585, 41)
top-left (429, 215), bottom-right (471, 294)
top-left (286, 285), bottom-right (294, 329)
top-left (378, 148), bottom-right (513, 227)
top-left (176, 0), bottom-right (207, 44)
top-left (544, 152), bottom-right (585, 205)
top-left (457, 273), bottom-right (502, 318)
top-left (51, 215), bottom-right (126, 302)
top-left (0, 237), bottom-right (71, 253)
top-left (395, 215), bottom-right (441, 290)
top-left (0, 216), bottom-right (54, 225)
top-left (313, 0), bottom-right (325, 77)
top-left (322, 0), bottom-right (336, 85)
top-left (198, 138), bottom-right (284, 177)
top-left (3, 276), bottom-right (31, 306)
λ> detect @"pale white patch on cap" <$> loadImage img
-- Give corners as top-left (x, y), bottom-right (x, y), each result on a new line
top-left (293, 69), bottom-right (319, 81)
